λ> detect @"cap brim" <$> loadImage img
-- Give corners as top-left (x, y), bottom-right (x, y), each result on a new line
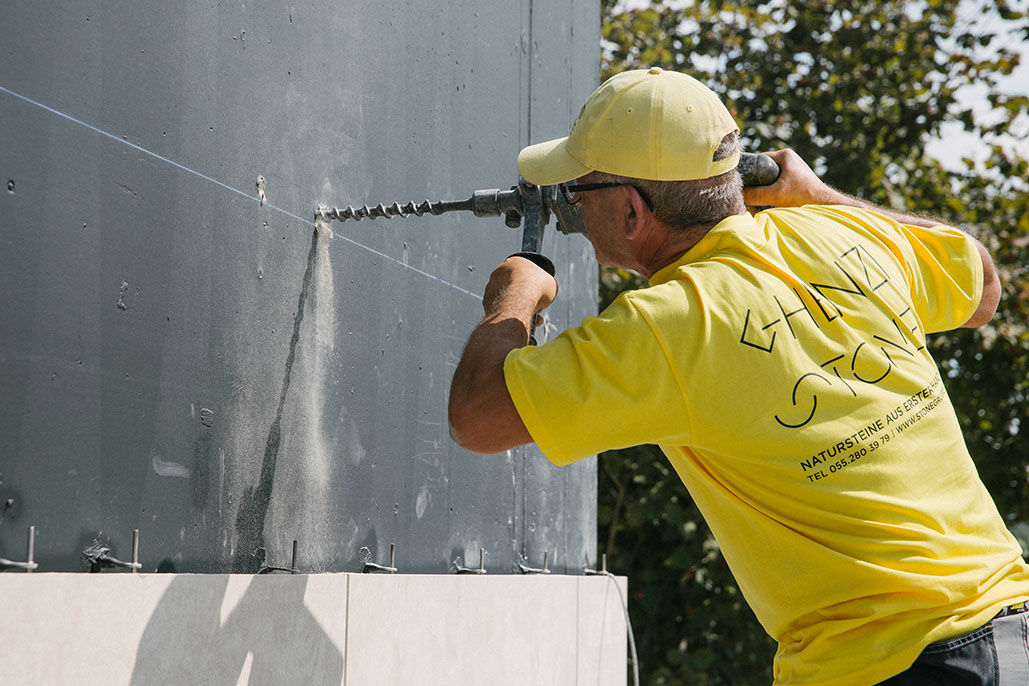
top-left (517, 136), bottom-right (592, 186)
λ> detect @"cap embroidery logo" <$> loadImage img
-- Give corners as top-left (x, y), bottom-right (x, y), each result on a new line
top-left (571, 102), bottom-right (588, 133)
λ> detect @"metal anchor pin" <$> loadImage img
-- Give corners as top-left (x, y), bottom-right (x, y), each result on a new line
top-left (584, 553), bottom-right (609, 576)
top-left (360, 543), bottom-right (397, 574)
top-left (452, 547), bottom-right (487, 574)
top-left (81, 529), bottom-right (142, 572)
top-left (258, 539), bottom-right (300, 574)
top-left (517, 550), bottom-right (551, 575)
top-left (0, 525), bottom-right (39, 572)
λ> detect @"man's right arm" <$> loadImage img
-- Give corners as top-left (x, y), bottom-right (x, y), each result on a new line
top-left (742, 149), bottom-right (1000, 328)
top-left (448, 256), bottom-right (557, 454)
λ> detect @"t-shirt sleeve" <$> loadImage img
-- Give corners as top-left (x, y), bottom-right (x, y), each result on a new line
top-left (503, 291), bottom-right (693, 465)
top-left (891, 222), bottom-right (984, 332)
top-left (823, 206), bottom-right (984, 333)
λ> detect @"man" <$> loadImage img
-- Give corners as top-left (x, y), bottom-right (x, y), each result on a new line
top-left (448, 67), bottom-right (1029, 685)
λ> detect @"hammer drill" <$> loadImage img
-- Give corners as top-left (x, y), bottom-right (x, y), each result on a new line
top-left (315, 152), bottom-right (780, 341)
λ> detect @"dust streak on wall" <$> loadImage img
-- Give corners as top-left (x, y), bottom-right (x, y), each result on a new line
top-left (0, 0), bottom-right (600, 573)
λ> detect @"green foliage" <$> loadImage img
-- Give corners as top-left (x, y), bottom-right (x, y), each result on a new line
top-left (596, 2), bottom-right (1029, 684)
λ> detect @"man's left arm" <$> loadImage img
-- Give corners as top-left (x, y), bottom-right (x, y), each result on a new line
top-left (960, 238), bottom-right (1000, 328)
top-left (744, 148), bottom-right (1001, 329)
top-left (807, 189), bottom-right (1000, 329)
top-left (448, 256), bottom-right (557, 454)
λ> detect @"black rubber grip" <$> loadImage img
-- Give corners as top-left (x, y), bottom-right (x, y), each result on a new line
top-left (508, 252), bottom-right (556, 276)
top-left (738, 152), bottom-right (781, 187)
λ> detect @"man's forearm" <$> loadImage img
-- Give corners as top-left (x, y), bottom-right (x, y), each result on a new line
top-left (448, 300), bottom-right (536, 454)
top-left (448, 256), bottom-right (557, 453)
top-left (812, 185), bottom-right (945, 229)
top-left (451, 312), bottom-right (532, 412)
top-left (745, 149), bottom-right (953, 229)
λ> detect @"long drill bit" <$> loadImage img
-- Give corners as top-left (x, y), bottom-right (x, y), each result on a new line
top-left (316, 198), bottom-right (475, 223)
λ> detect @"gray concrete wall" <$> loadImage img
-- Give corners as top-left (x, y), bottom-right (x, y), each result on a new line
top-left (0, 1), bottom-right (600, 574)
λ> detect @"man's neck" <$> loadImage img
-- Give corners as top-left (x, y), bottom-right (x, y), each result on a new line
top-left (637, 214), bottom-right (738, 279)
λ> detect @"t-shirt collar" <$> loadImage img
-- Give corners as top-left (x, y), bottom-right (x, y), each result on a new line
top-left (649, 212), bottom-right (758, 287)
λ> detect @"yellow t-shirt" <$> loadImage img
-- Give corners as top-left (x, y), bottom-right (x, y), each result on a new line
top-left (504, 206), bottom-right (1029, 685)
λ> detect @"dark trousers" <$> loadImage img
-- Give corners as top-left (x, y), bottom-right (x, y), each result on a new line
top-left (879, 603), bottom-right (1029, 685)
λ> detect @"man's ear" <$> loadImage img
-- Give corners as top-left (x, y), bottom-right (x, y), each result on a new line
top-left (623, 186), bottom-right (650, 241)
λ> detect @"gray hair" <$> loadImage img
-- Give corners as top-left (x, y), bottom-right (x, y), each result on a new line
top-left (593, 132), bottom-right (745, 232)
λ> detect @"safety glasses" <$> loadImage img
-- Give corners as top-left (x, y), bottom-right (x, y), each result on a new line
top-left (560, 182), bottom-right (654, 211)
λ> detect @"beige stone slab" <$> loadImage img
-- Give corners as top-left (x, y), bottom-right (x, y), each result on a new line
top-left (345, 574), bottom-right (580, 686)
top-left (0, 573), bottom-right (348, 686)
top-left (0, 572), bottom-right (625, 686)
top-left (2, 573), bottom-right (173, 684)
top-left (577, 575), bottom-right (629, 686)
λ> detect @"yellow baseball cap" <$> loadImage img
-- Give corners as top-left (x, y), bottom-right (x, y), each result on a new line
top-left (517, 67), bottom-right (740, 185)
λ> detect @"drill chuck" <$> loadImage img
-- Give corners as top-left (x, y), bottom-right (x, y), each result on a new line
top-left (470, 188), bottom-right (522, 218)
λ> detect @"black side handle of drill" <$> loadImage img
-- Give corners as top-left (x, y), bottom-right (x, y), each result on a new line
top-left (508, 251), bottom-right (556, 346)
top-left (738, 152), bottom-right (780, 187)
top-left (508, 251), bottom-right (556, 277)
